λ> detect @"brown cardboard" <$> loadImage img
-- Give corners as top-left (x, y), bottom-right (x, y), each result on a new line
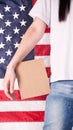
top-left (16, 59), bottom-right (50, 99)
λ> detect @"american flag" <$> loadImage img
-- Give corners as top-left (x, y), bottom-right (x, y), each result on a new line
top-left (0, 0), bottom-right (50, 130)
top-left (0, 0), bottom-right (34, 78)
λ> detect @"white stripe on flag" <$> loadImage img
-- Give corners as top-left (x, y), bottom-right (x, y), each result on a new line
top-left (0, 101), bottom-right (45, 112)
top-left (37, 33), bottom-right (50, 45)
top-left (0, 122), bottom-right (44, 130)
top-left (0, 79), bottom-right (19, 90)
top-left (35, 56), bottom-right (50, 67)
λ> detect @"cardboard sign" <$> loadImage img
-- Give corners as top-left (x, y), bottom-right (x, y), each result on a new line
top-left (16, 59), bottom-right (50, 99)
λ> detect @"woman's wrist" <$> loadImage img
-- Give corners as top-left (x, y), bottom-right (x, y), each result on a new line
top-left (7, 62), bottom-right (16, 70)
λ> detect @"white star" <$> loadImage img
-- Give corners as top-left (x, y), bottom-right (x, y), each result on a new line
top-left (5, 35), bottom-right (12, 41)
top-left (5, 20), bottom-right (12, 27)
top-left (19, 5), bottom-right (26, 11)
top-left (4, 5), bottom-right (11, 12)
top-left (0, 13), bottom-right (4, 19)
top-left (0, 42), bottom-right (5, 49)
top-left (6, 49), bottom-right (12, 56)
top-left (13, 27), bottom-right (20, 34)
top-left (0, 57), bottom-right (5, 64)
top-left (14, 42), bottom-right (19, 48)
top-left (0, 28), bottom-right (4, 34)
top-left (13, 12), bottom-right (19, 19)
top-left (20, 20), bottom-right (27, 26)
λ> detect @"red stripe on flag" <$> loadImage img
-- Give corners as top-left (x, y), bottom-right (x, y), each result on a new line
top-left (32, 0), bottom-right (36, 5)
top-left (35, 45), bottom-right (50, 56)
top-left (23, 95), bottom-right (47, 101)
top-left (46, 67), bottom-right (51, 78)
top-left (45, 28), bottom-right (50, 33)
top-left (0, 111), bottom-right (44, 122)
top-left (0, 90), bottom-right (21, 101)
top-left (0, 90), bottom-right (47, 101)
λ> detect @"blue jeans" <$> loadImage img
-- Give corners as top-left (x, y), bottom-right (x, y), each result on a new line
top-left (43, 80), bottom-right (73, 130)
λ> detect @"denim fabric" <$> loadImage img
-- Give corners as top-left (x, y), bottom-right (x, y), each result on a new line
top-left (43, 80), bottom-right (73, 130)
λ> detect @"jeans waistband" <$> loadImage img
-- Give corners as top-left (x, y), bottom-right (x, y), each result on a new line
top-left (51, 80), bottom-right (73, 86)
top-left (50, 80), bottom-right (73, 97)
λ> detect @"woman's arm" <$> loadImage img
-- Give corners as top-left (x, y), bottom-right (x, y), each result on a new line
top-left (3, 17), bottom-right (46, 100)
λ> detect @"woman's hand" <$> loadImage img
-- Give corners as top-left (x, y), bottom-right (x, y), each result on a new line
top-left (3, 67), bottom-right (16, 100)
top-left (2, 18), bottom-right (46, 100)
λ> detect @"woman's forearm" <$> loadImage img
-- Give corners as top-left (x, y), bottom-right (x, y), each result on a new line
top-left (8, 18), bottom-right (46, 69)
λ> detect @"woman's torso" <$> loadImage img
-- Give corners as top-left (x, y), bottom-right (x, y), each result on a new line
top-left (50, 0), bottom-right (73, 82)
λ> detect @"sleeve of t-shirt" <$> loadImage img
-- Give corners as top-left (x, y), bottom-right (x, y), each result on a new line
top-left (29, 0), bottom-right (50, 27)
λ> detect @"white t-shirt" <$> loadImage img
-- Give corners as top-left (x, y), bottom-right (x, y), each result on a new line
top-left (29, 0), bottom-right (73, 82)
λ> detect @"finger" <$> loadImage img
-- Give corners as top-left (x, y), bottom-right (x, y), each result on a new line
top-left (3, 80), bottom-right (13, 100)
top-left (4, 91), bottom-right (13, 100)
top-left (3, 80), bottom-right (9, 93)
top-left (10, 93), bottom-right (16, 100)
top-left (10, 77), bottom-right (15, 94)
top-left (4, 86), bottom-right (15, 100)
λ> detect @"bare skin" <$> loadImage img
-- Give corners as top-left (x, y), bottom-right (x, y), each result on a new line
top-left (3, 17), bottom-right (46, 100)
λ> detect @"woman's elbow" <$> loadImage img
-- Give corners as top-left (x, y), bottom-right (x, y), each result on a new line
top-left (31, 17), bottom-right (46, 36)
